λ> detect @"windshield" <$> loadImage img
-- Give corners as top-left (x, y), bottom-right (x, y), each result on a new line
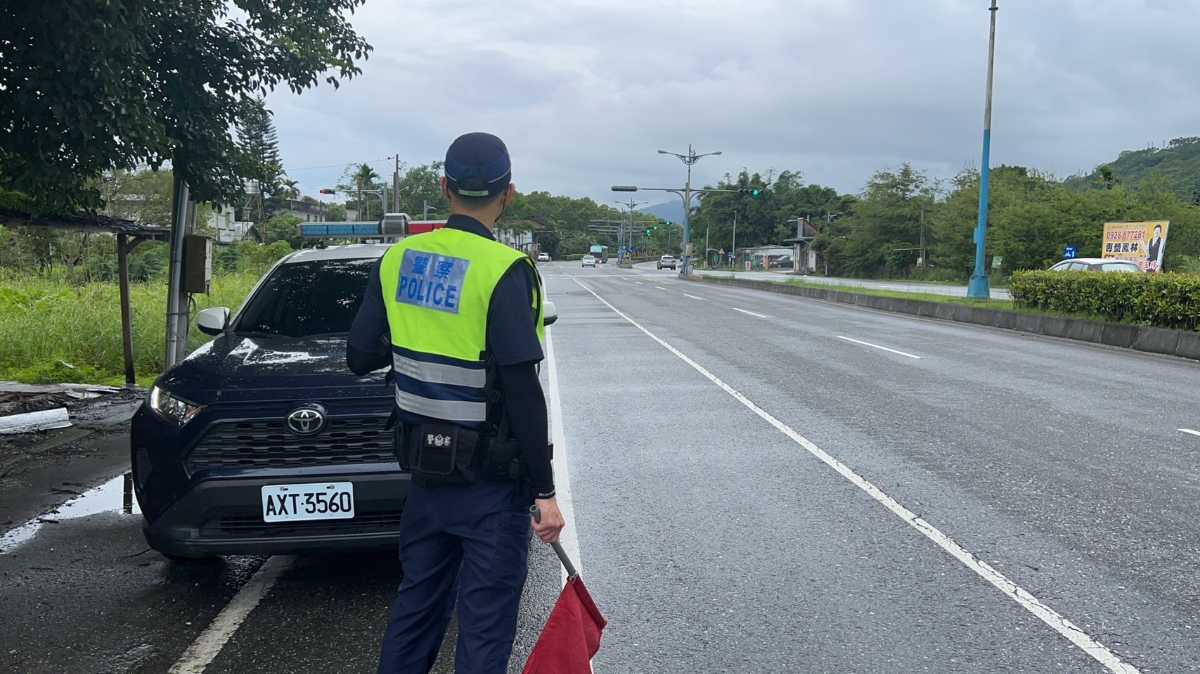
top-left (234, 259), bottom-right (375, 338)
top-left (1101, 262), bottom-right (1141, 272)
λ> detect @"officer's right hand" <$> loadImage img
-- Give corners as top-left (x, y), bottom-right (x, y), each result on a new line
top-left (531, 497), bottom-right (566, 544)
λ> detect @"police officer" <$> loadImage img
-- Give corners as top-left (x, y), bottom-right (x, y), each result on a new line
top-left (347, 132), bottom-right (565, 673)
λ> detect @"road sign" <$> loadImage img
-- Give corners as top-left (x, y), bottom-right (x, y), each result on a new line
top-left (1064, 245), bottom-right (1078, 259)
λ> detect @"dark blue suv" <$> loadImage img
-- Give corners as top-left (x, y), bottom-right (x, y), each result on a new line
top-left (131, 245), bottom-right (407, 560)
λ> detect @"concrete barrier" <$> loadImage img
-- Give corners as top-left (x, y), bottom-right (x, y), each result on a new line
top-left (694, 275), bottom-right (1200, 362)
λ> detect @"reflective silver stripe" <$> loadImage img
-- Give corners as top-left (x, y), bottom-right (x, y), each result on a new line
top-left (394, 388), bottom-right (487, 423)
top-left (392, 353), bottom-right (486, 388)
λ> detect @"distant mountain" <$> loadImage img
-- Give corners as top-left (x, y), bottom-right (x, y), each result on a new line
top-left (638, 200), bottom-right (685, 223)
top-left (1066, 136), bottom-right (1200, 201)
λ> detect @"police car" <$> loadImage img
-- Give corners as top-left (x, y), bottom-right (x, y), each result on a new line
top-left (131, 245), bottom-right (404, 560)
top-left (132, 244), bottom-right (558, 561)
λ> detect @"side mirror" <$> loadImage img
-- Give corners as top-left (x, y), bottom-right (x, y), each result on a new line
top-left (197, 307), bottom-right (230, 336)
top-left (543, 300), bottom-right (558, 327)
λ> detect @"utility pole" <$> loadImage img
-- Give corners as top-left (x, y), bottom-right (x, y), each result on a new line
top-left (919, 202), bottom-right (927, 267)
top-left (968, 0), bottom-right (999, 300)
top-left (731, 211), bottom-right (737, 270)
top-left (164, 174), bottom-right (193, 368)
top-left (392, 155), bottom-right (401, 212)
top-left (704, 225), bottom-right (709, 268)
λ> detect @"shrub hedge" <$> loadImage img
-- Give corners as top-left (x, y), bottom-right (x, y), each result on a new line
top-left (1010, 271), bottom-right (1200, 331)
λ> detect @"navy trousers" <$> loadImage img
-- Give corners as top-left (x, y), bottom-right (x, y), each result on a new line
top-left (378, 481), bottom-right (532, 674)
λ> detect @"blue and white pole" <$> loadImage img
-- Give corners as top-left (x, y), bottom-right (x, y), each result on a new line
top-left (968, 0), bottom-right (999, 300)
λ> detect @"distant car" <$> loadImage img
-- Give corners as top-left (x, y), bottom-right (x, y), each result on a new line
top-left (1048, 258), bottom-right (1142, 273)
top-left (536, 252), bottom-right (551, 262)
top-left (657, 255), bottom-right (677, 270)
top-left (581, 255), bottom-right (597, 268)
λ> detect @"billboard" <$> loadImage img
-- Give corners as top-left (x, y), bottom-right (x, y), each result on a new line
top-left (1101, 221), bottom-right (1169, 272)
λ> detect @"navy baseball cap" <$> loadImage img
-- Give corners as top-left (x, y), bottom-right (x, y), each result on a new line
top-left (444, 132), bottom-right (511, 198)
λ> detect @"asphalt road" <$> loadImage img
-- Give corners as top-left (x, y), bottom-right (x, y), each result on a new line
top-left (3, 259), bottom-right (1199, 672)
top-left (679, 263), bottom-right (1013, 300)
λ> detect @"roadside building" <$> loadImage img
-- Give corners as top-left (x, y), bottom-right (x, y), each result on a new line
top-left (783, 218), bottom-right (820, 274)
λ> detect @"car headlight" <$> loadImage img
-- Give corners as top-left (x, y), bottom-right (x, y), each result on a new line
top-left (149, 385), bottom-right (204, 426)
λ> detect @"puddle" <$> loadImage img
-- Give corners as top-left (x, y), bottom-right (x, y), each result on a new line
top-left (0, 472), bottom-right (139, 554)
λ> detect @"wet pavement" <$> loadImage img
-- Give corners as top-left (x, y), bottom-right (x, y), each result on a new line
top-left (2, 260), bottom-right (1199, 672)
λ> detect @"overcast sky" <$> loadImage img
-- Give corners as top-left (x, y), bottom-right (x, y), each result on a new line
top-left (268, 0), bottom-right (1200, 208)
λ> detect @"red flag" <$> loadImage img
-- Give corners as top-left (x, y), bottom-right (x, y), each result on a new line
top-left (522, 576), bottom-right (607, 674)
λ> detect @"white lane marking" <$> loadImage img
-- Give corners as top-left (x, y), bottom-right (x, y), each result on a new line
top-left (837, 335), bottom-right (922, 360)
top-left (546, 326), bottom-right (582, 587)
top-left (655, 285), bottom-right (668, 291)
top-left (168, 555), bottom-right (294, 673)
top-left (1180, 428), bottom-right (1200, 438)
top-left (731, 307), bottom-right (769, 320)
top-left (573, 278), bottom-right (1139, 674)
top-left (683, 294), bottom-right (706, 301)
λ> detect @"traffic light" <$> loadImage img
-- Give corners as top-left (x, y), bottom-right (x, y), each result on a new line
top-left (750, 188), bottom-right (763, 199)
top-left (319, 188), bottom-right (336, 195)
top-left (645, 227), bottom-right (652, 236)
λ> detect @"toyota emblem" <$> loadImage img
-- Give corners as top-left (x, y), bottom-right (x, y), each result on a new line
top-left (286, 406), bottom-right (326, 435)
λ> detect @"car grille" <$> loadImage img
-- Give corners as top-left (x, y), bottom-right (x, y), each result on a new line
top-left (202, 509), bottom-right (405, 538)
top-left (187, 416), bottom-right (395, 472)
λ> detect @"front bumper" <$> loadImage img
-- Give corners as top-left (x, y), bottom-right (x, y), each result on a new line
top-left (143, 467), bottom-right (410, 557)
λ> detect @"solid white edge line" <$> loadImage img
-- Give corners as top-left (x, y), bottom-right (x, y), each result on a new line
top-left (168, 555), bottom-right (295, 674)
top-left (546, 326), bottom-right (582, 587)
top-left (837, 335), bottom-right (922, 360)
top-left (731, 307), bottom-right (769, 320)
top-left (1179, 428), bottom-right (1200, 438)
top-left (573, 278), bottom-right (1139, 674)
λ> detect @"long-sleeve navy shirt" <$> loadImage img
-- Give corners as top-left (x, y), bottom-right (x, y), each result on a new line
top-left (347, 215), bottom-right (554, 498)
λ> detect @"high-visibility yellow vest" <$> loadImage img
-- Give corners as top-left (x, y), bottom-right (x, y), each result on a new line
top-left (378, 227), bottom-right (543, 425)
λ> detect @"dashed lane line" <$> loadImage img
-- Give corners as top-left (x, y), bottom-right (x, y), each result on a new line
top-left (731, 307), bottom-right (769, 320)
top-left (836, 335), bottom-right (922, 360)
top-left (572, 278), bottom-right (1139, 674)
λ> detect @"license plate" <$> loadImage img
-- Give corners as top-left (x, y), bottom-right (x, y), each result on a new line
top-left (261, 482), bottom-right (355, 523)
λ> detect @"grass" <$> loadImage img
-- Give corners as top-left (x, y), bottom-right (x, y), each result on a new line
top-left (0, 269), bottom-right (261, 387)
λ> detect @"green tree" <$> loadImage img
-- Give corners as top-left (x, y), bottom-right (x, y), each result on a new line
top-left (397, 162), bottom-right (449, 218)
top-left (262, 213), bottom-right (304, 248)
top-left (0, 1), bottom-right (371, 213)
top-left (324, 203), bottom-right (348, 221)
top-left (820, 164), bottom-right (936, 277)
top-left (338, 163), bottom-right (385, 220)
top-left (100, 168), bottom-right (176, 226)
top-left (237, 98), bottom-right (285, 222)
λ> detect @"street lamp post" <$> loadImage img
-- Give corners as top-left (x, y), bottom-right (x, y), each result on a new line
top-left (968, 0), bottom-right (999, 300)
top-left (613, 198), bottom-right (645, 262)
top-left (657, 146), bottom-right (721, 275)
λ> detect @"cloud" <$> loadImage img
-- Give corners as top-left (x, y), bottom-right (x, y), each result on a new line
top-left (269, 0), bottom-right (1200, 205)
